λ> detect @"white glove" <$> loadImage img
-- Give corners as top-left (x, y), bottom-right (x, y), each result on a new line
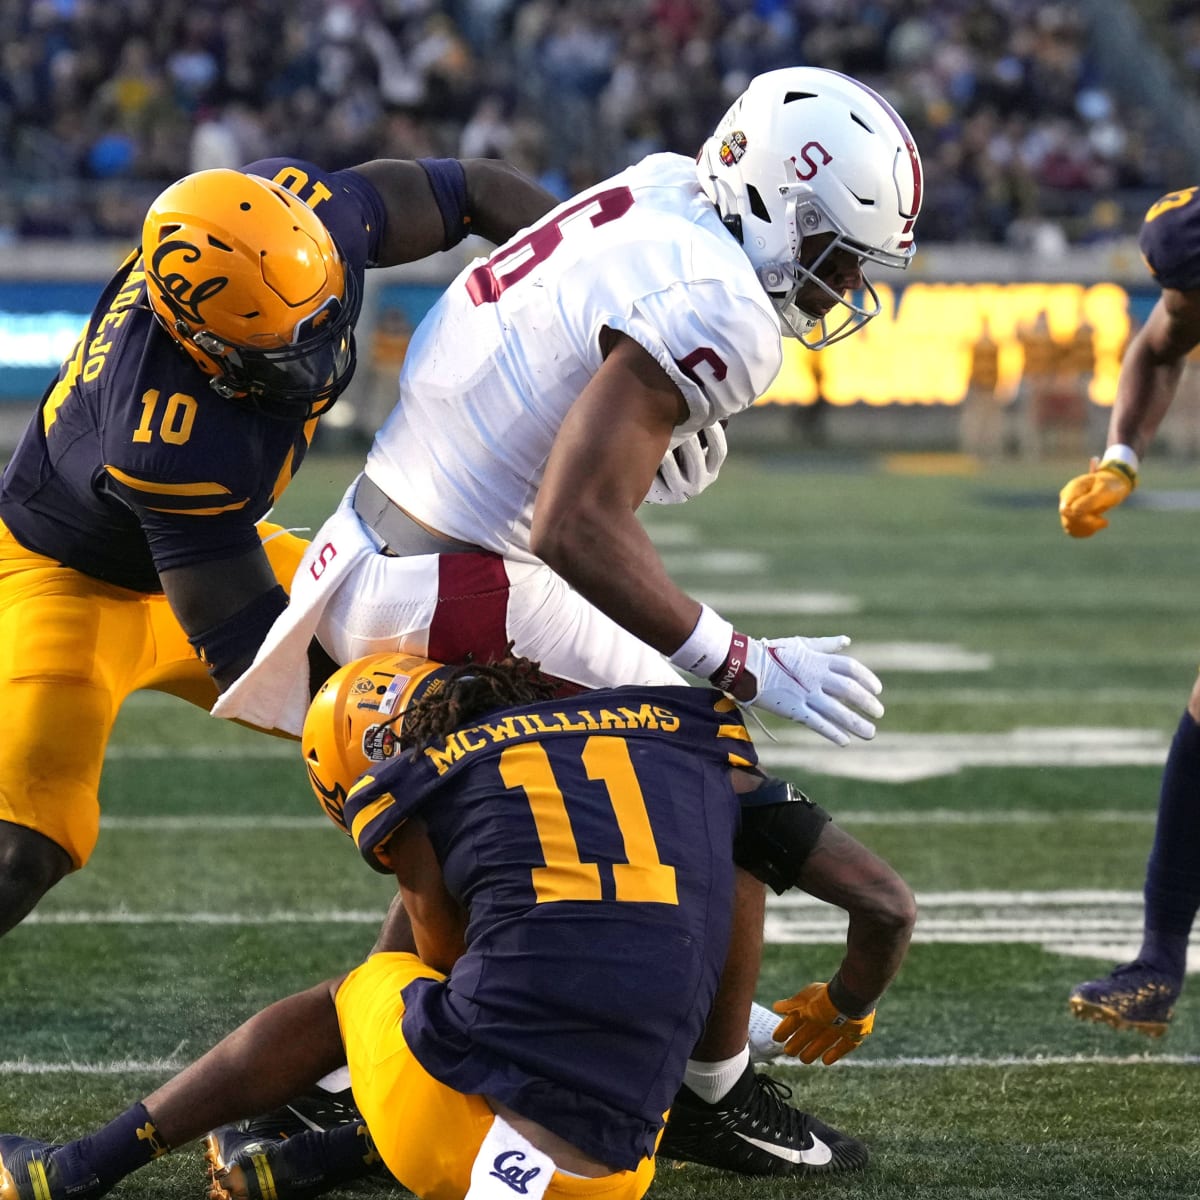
top-left (644, 423), bottom-right (728, 504)
top-left (743, 635), bottom-right (883, 747)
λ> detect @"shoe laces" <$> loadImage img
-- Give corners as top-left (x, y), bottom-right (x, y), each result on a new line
top-left (736, 1073), bottom-right (812, 1142)
top-left (1108, 960), bottom-right (1176, 987)
top-left (1110, 960), bottom-right (1152, 978)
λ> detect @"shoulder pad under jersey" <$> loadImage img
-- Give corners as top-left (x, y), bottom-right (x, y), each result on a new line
top-left (1139, 188), bottom-right (1200, 291)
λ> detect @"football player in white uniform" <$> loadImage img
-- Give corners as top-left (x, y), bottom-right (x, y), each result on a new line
top-left (217, 66), bottom-right (922, 746)
top-left (212, 66), bottom-right (924, 1184)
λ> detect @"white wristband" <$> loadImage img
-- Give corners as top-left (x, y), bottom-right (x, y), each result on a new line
top-left (668, 604), bottom-right (734, 678)
top-left (1100, 443), bottom-right (1139, 474)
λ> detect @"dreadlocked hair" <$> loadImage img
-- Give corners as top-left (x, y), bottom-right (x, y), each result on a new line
top-left (399, 651), bottom-right (559, 756)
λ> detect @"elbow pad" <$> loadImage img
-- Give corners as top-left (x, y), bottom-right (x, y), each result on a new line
top-left (733, 777), bottom-right (832, 895)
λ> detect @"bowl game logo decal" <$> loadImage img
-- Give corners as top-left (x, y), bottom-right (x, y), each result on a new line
top-left (362, 723), bottom-right (400, 762)
top-left (720, 130), bottom-right (748, 166)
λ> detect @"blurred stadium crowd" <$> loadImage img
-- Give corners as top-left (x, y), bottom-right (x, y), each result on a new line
top-left (0, 0), bottom-right (1195, 248)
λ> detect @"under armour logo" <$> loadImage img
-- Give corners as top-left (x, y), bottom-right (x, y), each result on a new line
top-left (489, 1151), bottom-right (542, 1193)
top-left (136, 1121), bottom-right (168, 1159)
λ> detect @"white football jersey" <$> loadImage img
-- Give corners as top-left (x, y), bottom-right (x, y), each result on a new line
top-left (365, 152), bottom-right (784, 560)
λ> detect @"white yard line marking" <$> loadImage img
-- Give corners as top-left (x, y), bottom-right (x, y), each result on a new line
top-left (775, 888), bottom-right (1144, 907)
top-left (756, 727), bottom-right (1169, 782)
top-left (100, 815), bottom-right (328, 829)
top-left (661, 550), bottom-right (767, 574)
top-left (3, 1057), bottom-right (190, 1075)
top-left (807, 1053), bottom-right (1200, 1068)
top-left (37, 893), bottom-right (1178, 966)
top-left (638, 523), bottom-right (698, 546)
top-left (848, 642), bottom-right (993, 671)
top-left (836, 810), bottom-right (1153, 825)
top-left (890, 687), bottom-right (1183, 705)
top-left (95, 811), bottom-right (1153, 831)
top-left (104, 726), bottom-right (1171, 781)
top-left (760, 890), bottom-right (1200, 969)
top-left (104, 744), bottom-right (298, 759)
top-left (694, 589), bottom-right (862, 615)
top-left (24, 910), bottom-right (387, 925)
top-left (32, 888), bottom-right (1192, 970)
top-left (7, 1052), bottom-right (1199, 1076)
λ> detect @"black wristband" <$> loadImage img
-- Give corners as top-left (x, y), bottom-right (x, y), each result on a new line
top-left (828, 971), bottom-right (875, 1019)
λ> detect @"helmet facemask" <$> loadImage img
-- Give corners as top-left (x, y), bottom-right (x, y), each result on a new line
top-left (764, 191), bottom-right (913, 347)
top-left (181, 270), bottom-right (362, 420)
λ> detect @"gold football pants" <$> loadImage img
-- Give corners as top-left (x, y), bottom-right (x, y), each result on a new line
top-left (335, 951), bottom-right (657, 1200)
top-left (0, 519), bottom-right (308, 867)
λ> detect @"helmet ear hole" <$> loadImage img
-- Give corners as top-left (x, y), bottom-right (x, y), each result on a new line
top-left (746, 185), bottom-right (771, 223)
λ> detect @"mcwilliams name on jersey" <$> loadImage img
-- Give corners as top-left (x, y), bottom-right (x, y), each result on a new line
top-left (423, 703), bottom-right (684, 774)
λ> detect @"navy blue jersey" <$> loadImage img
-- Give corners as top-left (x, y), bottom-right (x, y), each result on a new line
top-left (1139, 187), bottom-right (1200, 291)
top-left (0, 158), bottom-right (386, 591)
top-left (343, 685), bottom-right (757, 1170)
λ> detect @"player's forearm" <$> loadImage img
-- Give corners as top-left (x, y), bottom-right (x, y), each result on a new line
top-left (836, 882), bottom-right (917, 1010)
top-left (531, 505), bottom-right (702, 655)
top-left (1107, 341), bottom-right (1183, 457)
top-left (161, 549), bottom-right (287, 691)
top-left (1108, 292), bottom-right (1200, 456)
top-left (462, 158), bottom-right (557, 244)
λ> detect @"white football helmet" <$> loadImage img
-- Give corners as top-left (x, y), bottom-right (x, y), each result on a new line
top-left (696, 67), bottom-right (923, 347)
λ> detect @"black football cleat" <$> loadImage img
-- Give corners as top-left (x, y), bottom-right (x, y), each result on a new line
top-left (205, 1089), bottom-right (383, 1200)
top-left (657, 1064), bottom-right (868, 1176)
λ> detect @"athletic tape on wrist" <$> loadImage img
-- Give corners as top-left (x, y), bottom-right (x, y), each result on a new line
top-left (668, 604), bottom-right (734, 678)
top-left (1100, 443), bottom-right (1139, 476)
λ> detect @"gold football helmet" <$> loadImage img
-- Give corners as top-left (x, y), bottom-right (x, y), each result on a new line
top-left (302, 653), bottom-right (453, 833)
top-left (142, 168), bottom-right (360, 419)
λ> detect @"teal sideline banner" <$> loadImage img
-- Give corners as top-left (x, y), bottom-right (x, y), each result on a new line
top-left (0, 280), bottom-right (1162, 406)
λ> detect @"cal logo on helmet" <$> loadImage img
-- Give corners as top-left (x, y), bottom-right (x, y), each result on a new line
top-left (142, 168), bottom-right (360, 420)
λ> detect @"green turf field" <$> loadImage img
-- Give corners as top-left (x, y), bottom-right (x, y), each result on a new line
top-left (4, 447), bottom-right (1200, 1199)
